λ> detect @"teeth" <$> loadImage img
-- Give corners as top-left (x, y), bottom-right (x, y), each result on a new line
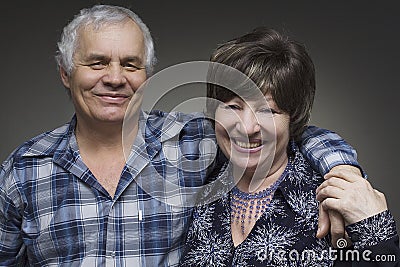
top-left (235, 140), bottom-right (261, 148)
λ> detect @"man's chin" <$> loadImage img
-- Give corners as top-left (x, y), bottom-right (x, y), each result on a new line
top-left (95, 115), bottom-right (125, 124)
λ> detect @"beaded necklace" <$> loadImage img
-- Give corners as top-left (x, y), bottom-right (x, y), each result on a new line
top-left (230, 159), bottom-right (291, 234)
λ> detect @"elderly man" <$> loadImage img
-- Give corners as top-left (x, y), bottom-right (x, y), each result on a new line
top-left (0, 5), bottom-right (362, 266)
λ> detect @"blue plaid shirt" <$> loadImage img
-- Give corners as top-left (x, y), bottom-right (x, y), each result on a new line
top-left (0, 111), bottom-right (360, 266)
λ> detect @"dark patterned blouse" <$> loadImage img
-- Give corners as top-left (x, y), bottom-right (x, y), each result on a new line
top-left (180, 142), bottom-right (398, 267)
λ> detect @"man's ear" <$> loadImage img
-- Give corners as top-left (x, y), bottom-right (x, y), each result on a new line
top-left (60, 67), bottom-right (71, 89)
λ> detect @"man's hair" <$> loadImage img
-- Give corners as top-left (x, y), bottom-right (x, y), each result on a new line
top-left (55, 4), bottom-right (156, 76)
top-left (206, 27), bottom-right (316, 140)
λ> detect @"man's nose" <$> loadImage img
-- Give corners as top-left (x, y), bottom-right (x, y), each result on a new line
top-left (102, 64), bottom-right (127, 87)
top-left (235, 110), bottom-right (261, 135)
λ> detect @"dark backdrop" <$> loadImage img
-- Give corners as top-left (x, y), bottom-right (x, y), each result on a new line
top-left (1, 1), bottom-right (399, 231)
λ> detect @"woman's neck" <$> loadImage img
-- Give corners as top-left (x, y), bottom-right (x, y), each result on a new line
top-left (234, 153), bottom-right (288, 193)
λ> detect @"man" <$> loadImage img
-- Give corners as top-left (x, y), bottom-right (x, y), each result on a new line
top-left (0, 5), bottom-right (362, 266)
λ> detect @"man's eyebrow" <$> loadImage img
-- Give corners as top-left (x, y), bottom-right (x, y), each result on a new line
top-left (84, 54), bottom-right (110, 61)
top-left (121, 56), bottom-right (144, 65)
top-left (83, 54), bottom-right (144, 65)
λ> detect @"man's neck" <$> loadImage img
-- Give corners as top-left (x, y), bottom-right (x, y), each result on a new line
top-left (76, 122), bottom-right (123, 153)
top-left (74, 115), bottom-right (139, 155)
top-left (74, 115), bottom-right (140, 198)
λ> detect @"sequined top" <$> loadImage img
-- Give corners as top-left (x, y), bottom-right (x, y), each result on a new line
top-left (181, 142), bottom-right (399, 267)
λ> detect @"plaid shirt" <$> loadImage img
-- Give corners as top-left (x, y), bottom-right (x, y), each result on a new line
top-left (0, 111), bottom-right (359, 267)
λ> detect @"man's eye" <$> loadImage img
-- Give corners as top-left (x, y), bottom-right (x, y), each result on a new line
top-left (87, 62), bottom-right (106, 69)
top-left (124, 63), bottom-right (144, 71)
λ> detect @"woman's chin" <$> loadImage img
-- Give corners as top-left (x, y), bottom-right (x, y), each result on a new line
top-left (232, 160), bottom-right (258, 174)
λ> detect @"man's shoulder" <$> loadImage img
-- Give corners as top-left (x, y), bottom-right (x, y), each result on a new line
top-left (145, 110), bottom-right (210, 125)
top-left (2, 121), bottom-right (73, 166)
top-left (143, 110), bottom-right (215, 140)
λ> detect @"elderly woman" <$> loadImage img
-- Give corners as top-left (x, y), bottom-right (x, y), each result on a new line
top-left (180, 28), bottom-right (398, 266)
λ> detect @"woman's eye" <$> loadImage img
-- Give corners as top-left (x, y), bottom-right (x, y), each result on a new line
top-left (225, 104), bottom-right (241, 110)
top-left (259, 108), bottom-right (279, 115)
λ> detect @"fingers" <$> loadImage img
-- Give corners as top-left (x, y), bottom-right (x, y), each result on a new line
top-left (324, 168), bottom-right (364, 183)
top-left (317, 174), bottom-right (375, 203)
top-left (344, 232), bottom-right (353, 248)
top-left (316, 177), bottom-right (349, 193)
top-left (317, 166), bottom-right (389, 233)
top-left (328, 210), bottom-right (346, 248)
top-left (316, 205), bottom-right (330, 239)
top-left (320, 197), bottom-right (341, 213)
top-left (316, 184), bottom-right (346, 202)
top-left (317, 207), bottom-right (353, 248)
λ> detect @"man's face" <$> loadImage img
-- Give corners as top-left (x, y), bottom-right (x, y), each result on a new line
top-left (61, 19), bottom-right (147, 125)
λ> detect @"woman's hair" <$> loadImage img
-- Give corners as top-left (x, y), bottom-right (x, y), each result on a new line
top-left (55, 4), bottom-right (156, 76)
top-left (206, 27), bottom-right (315, 140)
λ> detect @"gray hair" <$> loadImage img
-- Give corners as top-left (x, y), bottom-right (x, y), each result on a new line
top-left (55, 5), bottom-right (156, 76)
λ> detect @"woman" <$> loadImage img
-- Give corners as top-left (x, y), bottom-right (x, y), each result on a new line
top-left (180, 28), bottom-right (398, 266)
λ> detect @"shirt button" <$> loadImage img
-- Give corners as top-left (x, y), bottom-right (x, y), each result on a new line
top-left (109, 251), bottom-right (116, 258)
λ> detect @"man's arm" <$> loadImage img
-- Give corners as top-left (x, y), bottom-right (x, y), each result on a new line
top-left (298, 126), bottom-right (364, 244)
top-left (298, 126), bottom-right (363, 176)
top-left (0, 163), bottom-right (26, 266)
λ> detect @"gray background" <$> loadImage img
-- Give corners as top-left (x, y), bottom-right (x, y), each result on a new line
top-left (1, 1), bottom-right (399, 232)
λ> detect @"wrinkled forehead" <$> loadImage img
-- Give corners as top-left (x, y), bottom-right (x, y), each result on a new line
top-left (78, 13), bottom-right (133, 29)
top-left (77, 18), bottom-right (142, 39)
top-left (74, 19), bottom-right (145, 57)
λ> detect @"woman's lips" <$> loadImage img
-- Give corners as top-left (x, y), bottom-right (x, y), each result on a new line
top-left (232, 139), bottom-right (264, 153)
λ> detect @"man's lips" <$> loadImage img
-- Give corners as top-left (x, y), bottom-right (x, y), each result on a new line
top-left (95, 93), bottom-right (130, 104)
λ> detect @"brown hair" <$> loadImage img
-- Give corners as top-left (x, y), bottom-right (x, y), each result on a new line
top-left (206, 28), bottom-right (315, 140)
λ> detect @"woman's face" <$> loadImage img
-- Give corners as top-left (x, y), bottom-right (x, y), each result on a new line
top-left (214, 93), bottom-right (290, 179)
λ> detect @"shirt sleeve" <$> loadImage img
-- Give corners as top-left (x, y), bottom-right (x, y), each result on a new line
top-left (298, 125), bottom-right (363, 176)
top-left (0, 162), bottom-right (27, 266)
top-left (346, 210), bottom-right (398, 250)
top-left (336, 210), bottom-right (400, 267)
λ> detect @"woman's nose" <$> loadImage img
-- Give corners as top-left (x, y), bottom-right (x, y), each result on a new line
top-left (235, 109), bottom-right (261, 135)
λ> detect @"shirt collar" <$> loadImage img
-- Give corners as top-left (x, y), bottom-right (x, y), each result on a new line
top-left (21, 111), bottom-right (189, 160)
top-left (22, 115), bottom-right (76, 158)
top-left (276, 141), bottom-right (322, 218)
top-left (139, 110), bottom-right (192, 142)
